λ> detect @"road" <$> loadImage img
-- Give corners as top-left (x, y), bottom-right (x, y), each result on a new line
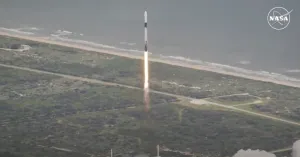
top-left (211, 93), bottom-right (262, 100)
top-left (213, 103), bottom-right (300, 126)
top-left (0, 63), bottom-right (184, 99)
top-left (191, 99), bottom-right (300, 126)
top-left (269, 147), bottom-right (292, 153)
top-left (1, 63), bottom-right (300, 127)
top-left (231, 100), bottom-right (263, 107)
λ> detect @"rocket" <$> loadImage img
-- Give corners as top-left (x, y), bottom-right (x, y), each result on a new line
top-left (144, 11), bottom-right (149, 90)
top-left (143, 10), bottom-right (150, 112)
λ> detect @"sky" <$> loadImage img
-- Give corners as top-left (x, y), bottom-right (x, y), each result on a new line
top-left (0, 0), bottom-right (299, 72)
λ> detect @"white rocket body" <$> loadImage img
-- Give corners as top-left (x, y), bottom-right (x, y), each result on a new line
top-left (144, 11), bottom-right (149, 90)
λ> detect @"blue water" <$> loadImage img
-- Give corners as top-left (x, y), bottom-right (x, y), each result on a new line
top-left (0, 0), bottom-right (300, 79)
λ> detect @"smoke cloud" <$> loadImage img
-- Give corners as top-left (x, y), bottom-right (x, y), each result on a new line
top-left (232, 149), bottom-right (276, 157)
top-left (292, 140), bottom-right (300, 157)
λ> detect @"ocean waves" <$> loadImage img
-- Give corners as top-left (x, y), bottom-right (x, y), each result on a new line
top-left (48, 29), bottom-right (143, 54)
top-left (160, 55), bottom-right (300, 84)
top-left (1, 26), bottom-right (300, 87)
top-left (0, 26), bottom-right (44, 35)
top-left (0, 27), bottom-right (35, 35)
top-left (286, 69), bottom-right (300, 73)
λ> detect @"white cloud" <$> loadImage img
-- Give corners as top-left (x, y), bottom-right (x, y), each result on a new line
top-left (232, 149), bottom-right (276, 157)
top-left (238, 60), bottom-right (251, 65)
top-left (292, 140), bottom-right (300, 157)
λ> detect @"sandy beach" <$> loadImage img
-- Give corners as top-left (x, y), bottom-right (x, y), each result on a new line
top-left (1, 31), bottom-right (300, 89)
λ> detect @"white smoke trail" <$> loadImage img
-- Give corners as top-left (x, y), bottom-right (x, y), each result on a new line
top-left (292, 140), bottom-right (300, 157)
top-left (232, 149), bottom-right (276, 157)
top-left (144, 51), bottom-right (149, 89)
top-left (144, 88), bottom-right (150, 112)
top-left (143, 52), bottom-right (150, 112)
top-left (143, 11), bottom-right (150, 112)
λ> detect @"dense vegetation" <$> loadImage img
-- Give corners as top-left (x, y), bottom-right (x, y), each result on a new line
top-left (0, 67), bottom-right (299, 157)
top-left (1, 35), bottom-right (300, 119)
top-left (0, 35), bottom-right (299, 157)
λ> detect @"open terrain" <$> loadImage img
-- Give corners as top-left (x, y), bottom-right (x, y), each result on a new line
top-left (0, 35), bottom-right (300, 157)
top-left (1, 35), bottom-right (300, 121)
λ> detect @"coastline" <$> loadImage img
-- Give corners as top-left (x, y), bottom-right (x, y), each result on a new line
top-left (1, 31), bottom-right (300, 89)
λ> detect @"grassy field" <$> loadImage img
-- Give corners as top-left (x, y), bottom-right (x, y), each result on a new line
top-left (1, 35), bottom-right (300, 157)
top-left (1, 67), bottom-right (300, 157)
top-left (1, 35), bottom-right (300, 121)
top-left (205, 94), bottom-right (261, 106)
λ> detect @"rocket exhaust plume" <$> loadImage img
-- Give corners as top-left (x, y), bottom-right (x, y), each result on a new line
top-left (144, 10), bottom-right (150, 112)
top-left (144, 10), bottom-right (148, 89)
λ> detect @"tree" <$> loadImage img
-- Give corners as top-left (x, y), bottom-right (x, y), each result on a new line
top-left (10, 44), bottom-right (21, 49)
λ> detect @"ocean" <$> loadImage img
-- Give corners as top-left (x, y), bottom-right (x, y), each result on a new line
top-left (0, 0), bottom-right (299, 81)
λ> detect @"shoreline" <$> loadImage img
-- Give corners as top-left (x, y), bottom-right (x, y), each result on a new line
top-left (1, 31), bottom-right (300, 89)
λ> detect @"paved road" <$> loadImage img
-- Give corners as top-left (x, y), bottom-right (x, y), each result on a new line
top-left (270, 147), bottom-right (292, 153)
top-left (1, 63), bottom-right (300, 127)
top-left (215, 104), bottom-right (300, 126)
top-left (0, 63), bottom-right (184, 99)
top-left (212, 93), bottom-right (249, 98)
top-left (191, 99), bottom-right (300, 126)
top-left (231, 100), bottom-right (263, 107)
top-left (211, 93), bottom-right (262, 100)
